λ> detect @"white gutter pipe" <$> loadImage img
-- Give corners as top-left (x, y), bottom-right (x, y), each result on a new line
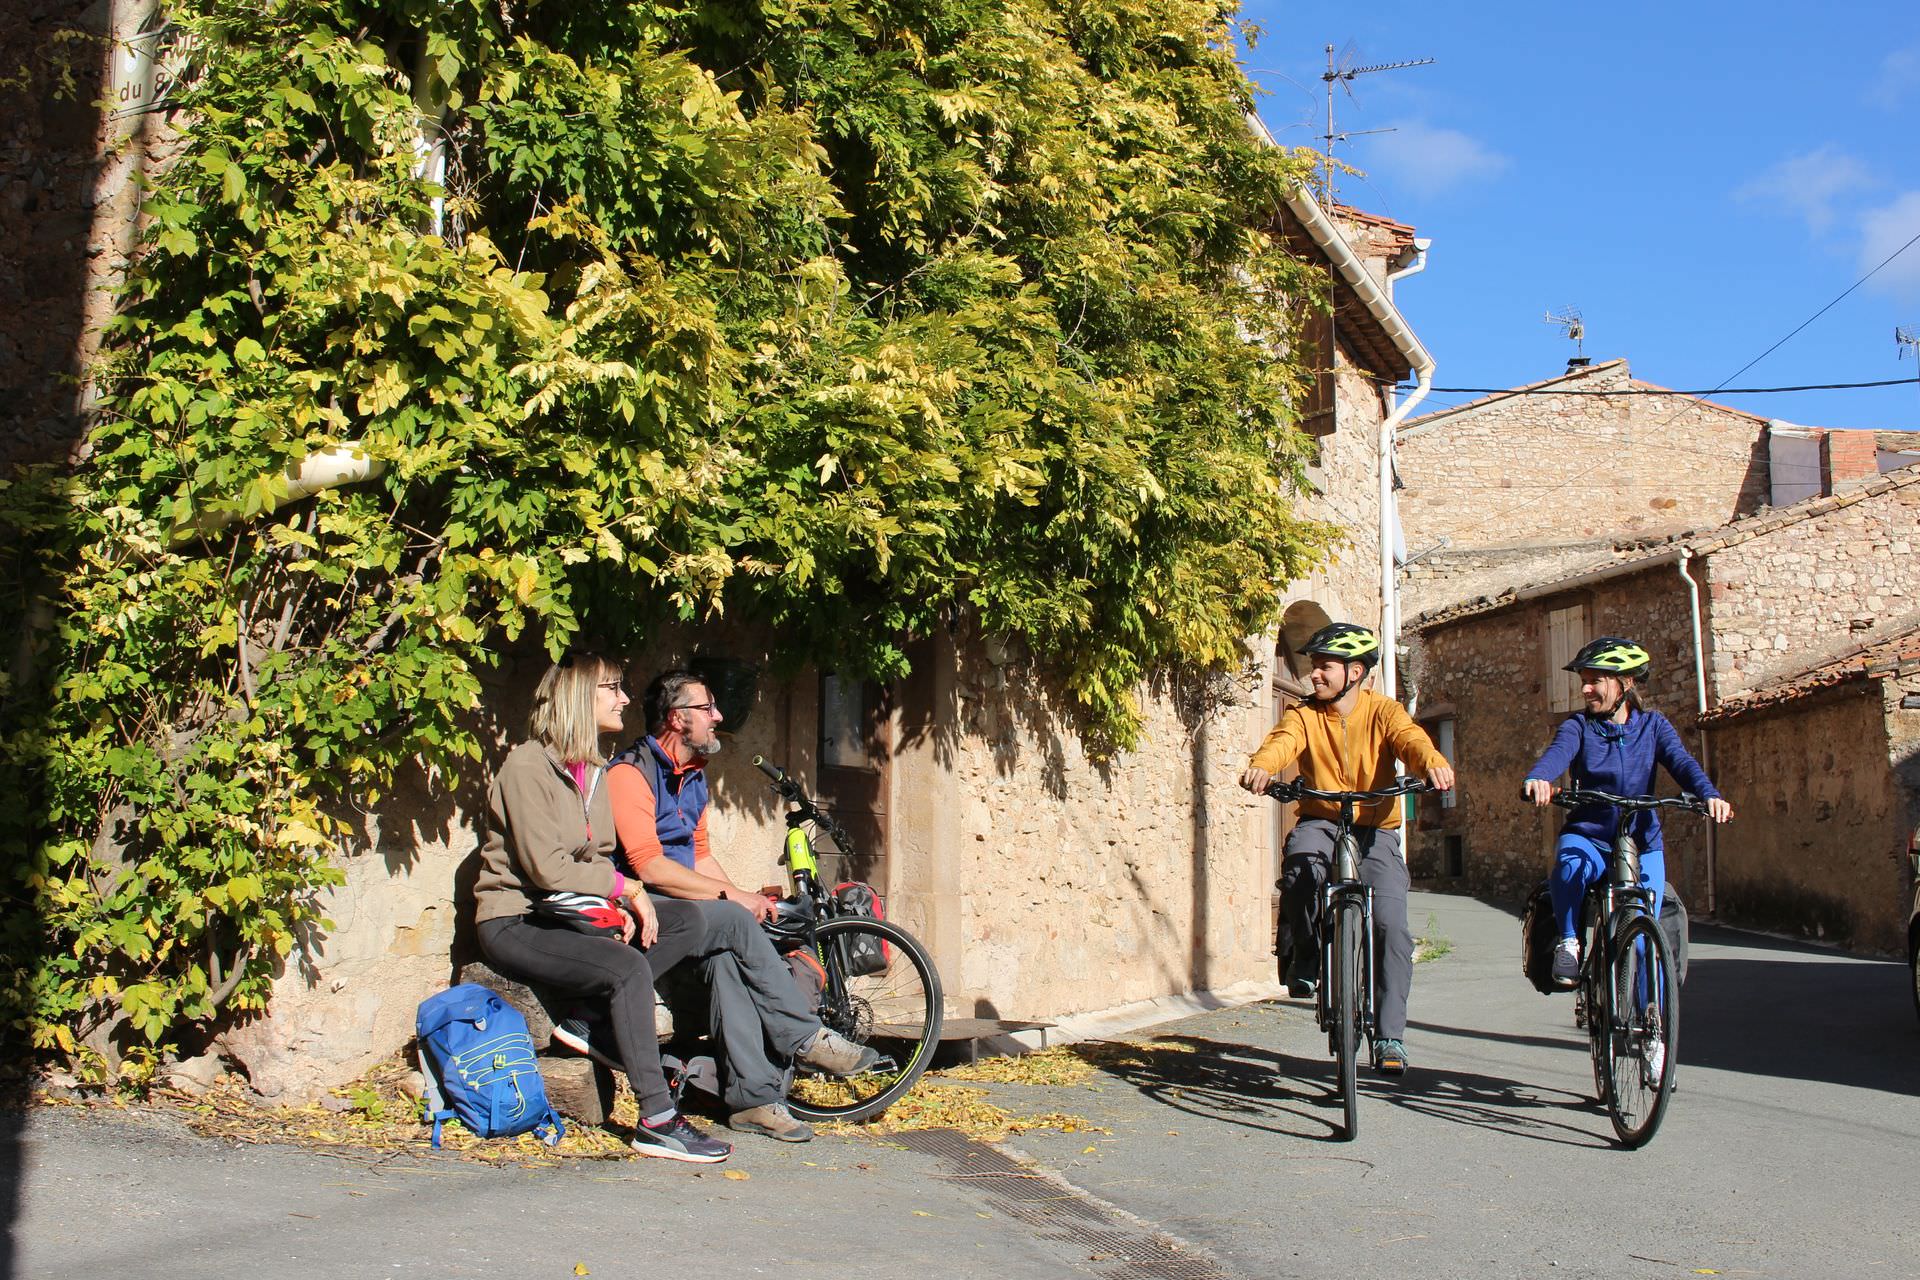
top-left (1676, 547), bottom-right (1716, 913)
top-left (170, 444), bottom-right (387, 544)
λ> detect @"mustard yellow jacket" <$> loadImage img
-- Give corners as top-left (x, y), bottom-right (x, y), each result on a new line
top-left (1248, 689), bottom-right (1447, 830)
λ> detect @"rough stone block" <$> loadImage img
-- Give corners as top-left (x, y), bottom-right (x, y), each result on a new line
top-left (455, 960), bottom-right (560, 1047)
top-left (538, 1053), bottom-right (616, 1126)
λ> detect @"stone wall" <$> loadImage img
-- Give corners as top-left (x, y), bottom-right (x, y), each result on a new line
top-left (1396, 360), bottom-right (1770, 555)
top-left (1408, 566), bottom-right (1713, 906)
top-left (1702, 475), bottom-right (1920, 696)
top-left (2, 0), bottom-right (179, 468)
top-left (1708, 684), bottom-right (1912, 953)
top-left (1399, 541), bottom-right (1614, 622)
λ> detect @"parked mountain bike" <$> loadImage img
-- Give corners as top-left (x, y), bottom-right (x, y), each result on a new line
top-left (753, 757), bottom-right (944, 1123)
top-left (1549, 787), bottom-right (1708, 1149)
top-left (1265, 775), bottom-right (1431, 1141)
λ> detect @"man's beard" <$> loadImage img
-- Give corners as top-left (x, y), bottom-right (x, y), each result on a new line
top-left (696, 733), bottom-right (724, 758)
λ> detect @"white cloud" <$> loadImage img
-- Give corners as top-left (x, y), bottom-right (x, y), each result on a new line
top-left (1871, 45), bottom-right (1919, 109)
top-left (1735, 146), bottom-right (1877, 234)
top-left (1859, 191), bottom-right (1920, 299)
top-left (1365, 120), bottom-right (1509, 198)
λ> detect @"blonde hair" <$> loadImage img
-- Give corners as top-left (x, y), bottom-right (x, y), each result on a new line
top-left (528, 653), bottom-right (624, 765)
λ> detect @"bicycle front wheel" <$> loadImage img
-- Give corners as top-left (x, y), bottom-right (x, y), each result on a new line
top-left (785, 916), bottom-right (944, 1123)
top-left (1332, 896), bottom-right (1366, 1141)
top-left (1601, 914), bottom-right (1678, 1148)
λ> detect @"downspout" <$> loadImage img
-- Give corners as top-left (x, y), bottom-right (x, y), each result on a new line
top-left (1677, 547), bottom-right (1715, 913)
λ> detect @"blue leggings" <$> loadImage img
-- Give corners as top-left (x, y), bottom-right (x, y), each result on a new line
top-left (1550, 833), bottom-right (1664, 940)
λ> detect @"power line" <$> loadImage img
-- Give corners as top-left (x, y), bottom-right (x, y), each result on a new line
top-left (1394, 376), bottom-right (1919, 397)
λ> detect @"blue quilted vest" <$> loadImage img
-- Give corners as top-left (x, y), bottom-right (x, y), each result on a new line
top-left (611, 736), bottom-right (709, 871)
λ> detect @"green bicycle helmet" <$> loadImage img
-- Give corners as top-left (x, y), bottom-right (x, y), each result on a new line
top-left (1564, 636), bottom-right (1650, 677)
top-left (1302, 622), bottom-right (1381, 669)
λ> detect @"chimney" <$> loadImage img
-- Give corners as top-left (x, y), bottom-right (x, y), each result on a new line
top-left (1820, 429), bottom-right (1879, 496)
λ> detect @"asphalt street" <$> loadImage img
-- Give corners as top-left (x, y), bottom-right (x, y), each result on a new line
top-left (5, 890), bottom-right (1915, 1279)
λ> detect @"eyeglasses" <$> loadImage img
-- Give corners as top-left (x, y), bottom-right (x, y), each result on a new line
top-left (672, 701), bottom-right (718, 714)
top-left (598, 681), bottom-right (629, 694)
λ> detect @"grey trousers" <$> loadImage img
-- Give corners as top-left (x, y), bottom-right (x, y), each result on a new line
top-left (682, 899), bottom-right (824, 1111)
top-left (1281, 819), bottom-right (1413, 1041)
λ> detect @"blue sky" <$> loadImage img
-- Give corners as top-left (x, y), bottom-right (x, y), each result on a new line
top-left (1236, 0), bottom-right (1920, 430)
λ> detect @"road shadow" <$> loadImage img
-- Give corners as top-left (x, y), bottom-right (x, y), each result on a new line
top-left (1080, 1023), bottom-right (1610, 1149)
top-left (1681, 939), bottom-right (1919, 1096)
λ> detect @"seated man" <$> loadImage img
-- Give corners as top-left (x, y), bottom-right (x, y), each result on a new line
top-left (598, 669), bottom-right (876, 1143)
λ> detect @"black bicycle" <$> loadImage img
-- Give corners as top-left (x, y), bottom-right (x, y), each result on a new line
top-left (753, 757), bottom-right (944, 1123)
top-left (1549, 787), bottom-right (1707, 1149)
top-left (1266, 775), bottom-right (1431, 1141)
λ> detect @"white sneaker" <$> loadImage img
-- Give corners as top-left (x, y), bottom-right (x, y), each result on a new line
top-left (1551, 937), bottom-right (1580, 984)
top-left (1644, 1037), bottom-right (1667, 1088)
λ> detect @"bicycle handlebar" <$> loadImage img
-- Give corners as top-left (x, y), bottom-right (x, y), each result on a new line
top-left (1546, 787), bottom-right (1709, 816)
top-left (1264, 775), bottom-right (1434, 805)
top-left (752, 755), bottom-right (853, 848)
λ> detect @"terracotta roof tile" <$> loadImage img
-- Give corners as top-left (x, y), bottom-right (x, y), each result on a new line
top-left (1699, 619), bottom-right (1920, 722)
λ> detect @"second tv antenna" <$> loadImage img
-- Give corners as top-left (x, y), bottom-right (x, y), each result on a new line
top-left (1320, 42), bottom-right (1434, 207)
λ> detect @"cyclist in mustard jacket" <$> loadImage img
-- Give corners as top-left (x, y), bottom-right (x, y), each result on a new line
top-left (1240, 623), bottom-right (1454, 1076)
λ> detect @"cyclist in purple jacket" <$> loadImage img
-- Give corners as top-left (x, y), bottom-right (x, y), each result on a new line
top-left (1523, 637), bottom-right (1733, 984)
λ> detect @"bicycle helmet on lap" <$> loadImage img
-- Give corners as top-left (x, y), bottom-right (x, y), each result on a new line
top-left (1302, 622), bottom-right (1381, 670)
top-left (762, 894), bottom-right (818, 949)
top-left (1564, 636), bottom-right (1650, 678)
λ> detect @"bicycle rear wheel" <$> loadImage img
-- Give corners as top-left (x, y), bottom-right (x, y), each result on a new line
top-left (785, 917), bottom-right (944, 1123)
top-left (1332, 896), bottom-right (1366, 1141)
top-left (1601, 914), bottom-right (1678, 1148)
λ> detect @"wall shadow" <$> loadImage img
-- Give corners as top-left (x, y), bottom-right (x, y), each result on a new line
top-left (1681, 945), bottom-right (1917, 1096)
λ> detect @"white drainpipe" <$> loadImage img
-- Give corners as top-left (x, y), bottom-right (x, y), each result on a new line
top-left (1676, 547), bottom-right (1715, 913)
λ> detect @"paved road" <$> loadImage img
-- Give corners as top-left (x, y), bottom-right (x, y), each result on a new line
top-left (1004, 890), bottom-right (1920, 1279)
top-left (6, 891), bottom-right (1916, 1279)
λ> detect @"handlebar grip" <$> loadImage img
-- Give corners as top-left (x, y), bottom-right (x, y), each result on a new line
top-left (754, 756), bottom-right (784, 781)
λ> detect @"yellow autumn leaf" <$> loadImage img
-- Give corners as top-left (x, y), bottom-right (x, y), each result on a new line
top-left (722, 1170), bottom-right (750, 1181)
top-left (912, 1211), bottom-right (933, 1217)
top-left (1082, 1145), bottom-right (1097, 1154)
top-left (574, 1266), bottom-right (590, 1277)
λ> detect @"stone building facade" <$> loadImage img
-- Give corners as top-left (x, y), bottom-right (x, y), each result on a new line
top-left (3, 0), bottom-right (180, 468)
top-left (1395, 359), bottom-right (1771, 620)
top-left (1696, 629), bottom-right (1920, 954)
top-left (1405, 465), bottom-right (1920, 953)
top-left (205, 198), bottom-right (1430, 1096)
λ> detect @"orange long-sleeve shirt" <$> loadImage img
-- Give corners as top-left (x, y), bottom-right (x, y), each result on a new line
top-left (606, 758), bottom-right (713, 872)
top-left (1247, 689), bottom-right (1447, 830)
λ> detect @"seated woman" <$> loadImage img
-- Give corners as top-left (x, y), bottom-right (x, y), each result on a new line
top-left (473, 653), bottom-right (730, 1163)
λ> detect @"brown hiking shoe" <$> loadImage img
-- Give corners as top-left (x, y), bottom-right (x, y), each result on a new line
top-left (794, 1027), bottom-right (881, 1076)
top-left (728, 1103), bottom-right (814, 1143)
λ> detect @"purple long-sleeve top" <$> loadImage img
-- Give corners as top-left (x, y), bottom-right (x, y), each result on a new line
top-left (1525, 709), bottom-right (1720, 848)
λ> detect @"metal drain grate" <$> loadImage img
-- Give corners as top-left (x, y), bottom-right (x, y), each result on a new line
top-left (894, 1129), bottom-right (1239, 1280)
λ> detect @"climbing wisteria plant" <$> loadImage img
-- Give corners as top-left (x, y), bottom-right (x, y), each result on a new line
top-left (0, 0), bottom-right (1333, 1077)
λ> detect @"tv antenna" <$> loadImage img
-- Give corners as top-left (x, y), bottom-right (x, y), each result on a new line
top-left (1898, 325), bottom-right (1919, 360)
top-left (1544, 306), bottom-right (1586, 359)
top-left (1320, 42), bottom-right (1434, 206)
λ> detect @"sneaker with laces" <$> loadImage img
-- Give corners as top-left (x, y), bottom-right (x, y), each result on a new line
top-left (729, 1102), bottom-right (814, 1143)
top-left (794, 1027), bottom-right (881, 1076)
top-left (1643, 1037), bottom-right (1667, 1088)
top-left (550, 1015), bottom-right (625, 1074)
top-left (1551, 937), bottom-right (1580, 985)
top-left (1374, 1038), bottom-right (1408, 1076)
top-left (630, 1113), bottom-right (731, 1163)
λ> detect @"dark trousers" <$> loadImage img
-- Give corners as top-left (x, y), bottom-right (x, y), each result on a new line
top-left (476, 897), bottom-right (705, 1116)
top-left (689, 899), bottom-right (823, 1111)
top-left (1280, 819), bottom-right (1413, 1041)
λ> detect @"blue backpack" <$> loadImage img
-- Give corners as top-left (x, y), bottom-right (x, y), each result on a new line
top-left (416, 983), bottom-right (565, 1148)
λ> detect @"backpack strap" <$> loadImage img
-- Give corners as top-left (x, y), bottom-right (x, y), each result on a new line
top-left (417, 1042), bottom-right (451, 1149)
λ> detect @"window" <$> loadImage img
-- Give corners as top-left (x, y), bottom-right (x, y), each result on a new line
top-left (818, 674), bottom-right (879, 771)
top-left (1430, 717), bottom-right (1457, 810)
top-left (1545, 604), bottom-right (1588, 713)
